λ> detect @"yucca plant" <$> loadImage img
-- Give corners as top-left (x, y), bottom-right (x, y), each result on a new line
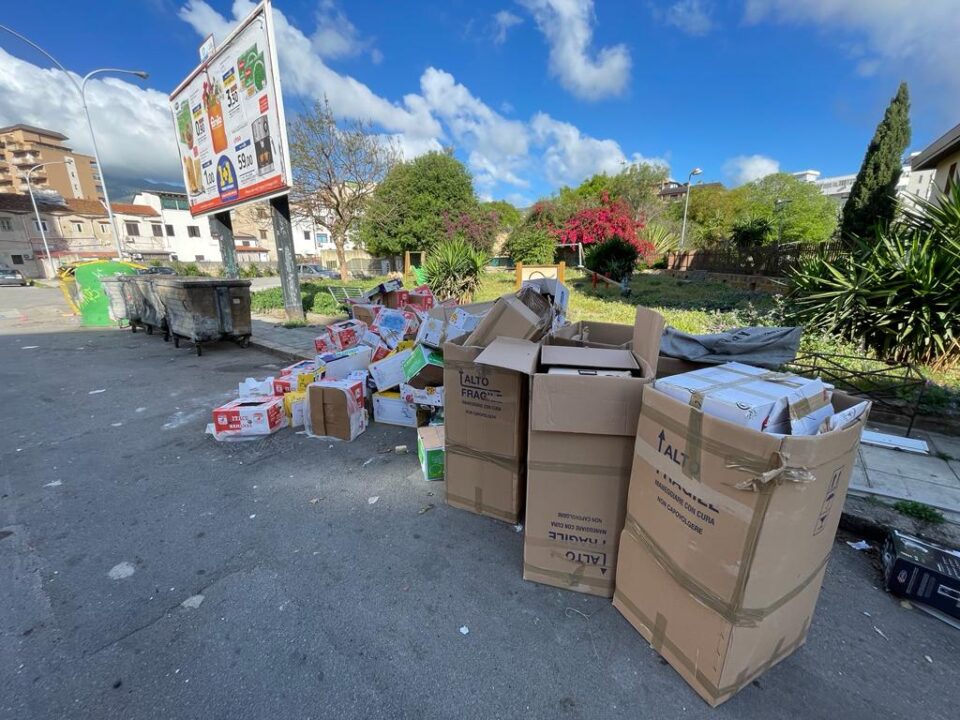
top-left (641, 223), bottom-right (680, 254)
top-left (423, 237), bottom-right (488, 302)
top-left (788, 184), bottom-right (960, 367)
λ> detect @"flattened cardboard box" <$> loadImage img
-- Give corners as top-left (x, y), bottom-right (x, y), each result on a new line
top-left (443, 339), bottom-right (533, 524)
top-left (477, 308), bottom-right (664, 598)
top-left (612, 386), bottom-right (868, 707)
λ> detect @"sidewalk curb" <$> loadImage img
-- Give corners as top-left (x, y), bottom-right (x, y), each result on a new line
top-left (248, 337), bottom-right (312, 363)
top-left (840, 494), bottom-right (960, 547)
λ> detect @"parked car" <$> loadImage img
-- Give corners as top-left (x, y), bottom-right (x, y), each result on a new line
top-left (298, 264), bottom-right (339, 280)
top-left (139, 266), bottom-right (177, 275)
top-left (0, 266), bottom-right (28, 286)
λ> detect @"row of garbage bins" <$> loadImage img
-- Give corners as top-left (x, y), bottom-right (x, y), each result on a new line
top-left (99, 275), bottom-right (253, 356)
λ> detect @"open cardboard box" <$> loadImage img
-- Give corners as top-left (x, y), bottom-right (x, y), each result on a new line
top-left (613, 385), bottom-right (870, 706)
top-left (472, 307), bottom-right (665, 597)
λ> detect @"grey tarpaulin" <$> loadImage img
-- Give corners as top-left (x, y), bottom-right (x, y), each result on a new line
top-left (659, 326), bottom-right (802, 368)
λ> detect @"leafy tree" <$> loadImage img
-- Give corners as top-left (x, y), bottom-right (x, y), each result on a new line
top-left (556, 193), bottom-right (652, 252)
top-left (668, 184), bottom-right (738, 247)
top-left (289, 98), bottom-right (399, 280)
top-left (359, 151), bottom-right (476, 256)
top-left (734, 173), bottom-right (838, 245)
top-left (606, 162), bottom-right (670, 223)
top-left (481, 200), bottom-right (522, 233)
top-left (505, 225), bottom-right (556, 264)
top-left (442, 207), bottom-right (499, 253)
top-left (840, 82), bottom-right (911, 243)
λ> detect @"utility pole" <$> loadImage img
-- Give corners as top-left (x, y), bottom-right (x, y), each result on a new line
top-left (209, 211), bottom-right (238, 279)
top-left (271, 195), bottom-right (304, 321)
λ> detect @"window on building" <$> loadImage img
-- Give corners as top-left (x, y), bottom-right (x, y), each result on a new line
top-left (194, 254), bottom-right (205, 261)
top-left (33, 219), bottom-right (48, 232)
top-left (99, 222), bottom-right (110, 234)
top-left (240, 239), bottom-right (251, 246)
top-left (165, 224), bottom-right (175, 237)
top-left (11, 254), bottom-right (24, 265)
top-left (160, 197), bottom-right (178, 210)
top-left (259, 229), bottom-right (267, 240)
top-left (0, 217), bottom-right (12, 231)
top-left (125, 222), bottom-right (140, 236)
top-left (73, 222), bottom-right (84, 233)
top-left (151, 224), bottom-right (163, 237)
top-left (318, 233), bottom-right (329, 245)
top-left (187, 225), bottom-right (201, 238)
top-left (303, 230), bottom-right (311, 240)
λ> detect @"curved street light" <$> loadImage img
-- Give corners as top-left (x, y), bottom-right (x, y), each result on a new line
top-left (680, 167), bottom-right (703, 251)
top-left (0, 23), bottom-right (148, 259)
top-left (0, 159), bottom-right (66, 276)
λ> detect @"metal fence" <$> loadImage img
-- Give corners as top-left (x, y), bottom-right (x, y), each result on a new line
top-left (666, 242), bottom-right (847, 277)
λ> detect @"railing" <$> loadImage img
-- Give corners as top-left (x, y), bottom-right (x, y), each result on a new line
top-left (665, 243), bottom-right (847, 277)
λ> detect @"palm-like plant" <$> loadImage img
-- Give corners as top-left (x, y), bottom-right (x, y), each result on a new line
top-left (788, 184), bottom-right (960, 367)
top-left (641, 223), bottom-right (680, 254)
top-left (423, 238), bottom-right (488, 302)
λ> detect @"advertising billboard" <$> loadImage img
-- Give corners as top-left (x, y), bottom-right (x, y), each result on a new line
top-left (169, 1), bottom-right (291, 217)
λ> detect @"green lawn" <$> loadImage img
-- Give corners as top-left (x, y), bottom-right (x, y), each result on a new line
top-left (251, 270), bottom-right (960, 417)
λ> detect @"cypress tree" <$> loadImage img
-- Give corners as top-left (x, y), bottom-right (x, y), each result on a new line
top-left (840, 82), bottom-right (911, 243)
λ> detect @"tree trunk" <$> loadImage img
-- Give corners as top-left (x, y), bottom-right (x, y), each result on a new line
top-left (334, 230), bottom-right (349, 282)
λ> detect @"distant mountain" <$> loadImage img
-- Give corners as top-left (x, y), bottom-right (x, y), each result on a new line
top-left (107, 176), bottom-right (186, 203)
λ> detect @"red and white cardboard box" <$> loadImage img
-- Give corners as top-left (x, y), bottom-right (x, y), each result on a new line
top-left (399, 382), bottom-right (445, 407)
top-left (359, 328), bottom-right (391, 363)
top-left (314, 332), bottom-right (340, 355)
top-left (312, 376), bottom-right (366, 410)
top-left (212, 396), bottom-right (286, 438)
top-left (406, 285), bottom-right (435, 312)
top-left (279, 359), bottom-right (317, 377)
top-left (327, 319), bottom-right (367, 350)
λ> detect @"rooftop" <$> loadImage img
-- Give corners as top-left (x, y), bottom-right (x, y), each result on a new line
top-left (912, 121), bottom-right (960, 171)
top-left (0, 124), bottom-right (68, 141)
top-left (111, 202), bottom-right (159, 217)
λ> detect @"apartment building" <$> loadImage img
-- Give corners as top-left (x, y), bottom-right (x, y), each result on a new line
top-left (911, 121), bottom-right (960, 204)
top-left (131, 191), bottom-right (222, 262)
top-left (792, 156), bottom-right (937, 208)
top-left (0, 124), bottom-right (103, 201)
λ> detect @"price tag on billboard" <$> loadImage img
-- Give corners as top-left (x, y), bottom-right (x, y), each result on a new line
top-left (169, 0), bottom-right (291, 217)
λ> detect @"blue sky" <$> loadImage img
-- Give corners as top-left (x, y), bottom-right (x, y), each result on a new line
top-left (1, 1), bottom-right (957, 206)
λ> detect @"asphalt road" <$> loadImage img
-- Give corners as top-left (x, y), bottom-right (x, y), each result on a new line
top-left (1, 286), bottom-right (958, 719)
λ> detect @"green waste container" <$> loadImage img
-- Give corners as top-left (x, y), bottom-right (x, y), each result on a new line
top-left (72, 261), bottom-right (141, 327)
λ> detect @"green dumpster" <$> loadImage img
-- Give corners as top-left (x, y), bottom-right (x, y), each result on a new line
top-left (72, 261), bottom-right (142, 327)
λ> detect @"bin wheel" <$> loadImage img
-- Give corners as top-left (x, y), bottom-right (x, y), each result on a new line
top-left (196, 343), bottom-right (203, 357)
top-left (239, 336), bottom-right (250, 349)
top-left (173, 336), bottom-right (180, 348)
top-left (131, 324), bottom-right (137, 334)
top-left (146, 325), bottom-right (153, 335)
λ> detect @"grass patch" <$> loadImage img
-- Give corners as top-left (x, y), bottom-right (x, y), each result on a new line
top-left (893, 500), bottom-right (945, 524)
top-left (281, 319), bottom-right (310, 328)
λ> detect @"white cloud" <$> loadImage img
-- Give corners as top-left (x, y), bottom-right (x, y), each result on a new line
top-left (530, 113), bottom-right (665, 186)
top-left (493, 10), bottom-right (523, 44)
top-left (743, 0), bottom-right (960, 112)
top-left (420, 68), bottom-right (530, 188)
top-left (0, 47), bottom-right (179, 183)
top-left (381, 133), bottom-right (444, 160)
top-left (310, 0), bottom-right (381, 63)
top-left (179, 1), bottom-right (440, 140)
top-left (519, 0), bottom-right (631, 101)
top-left (723, 154), bottom-right (780, 185)
top-left (660, 0), bottom-right (715, 37)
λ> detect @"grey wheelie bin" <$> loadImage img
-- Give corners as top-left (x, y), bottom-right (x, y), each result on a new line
top-left (152, 277), bottom-right (252, 355)
top-left (118, 275), bottom-right (147, 331)
top-left (98, 276), bottom-right (131, 327)
top-left (130, 275), bottom-right (168, 337)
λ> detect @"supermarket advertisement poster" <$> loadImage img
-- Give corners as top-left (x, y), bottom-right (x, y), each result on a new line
top-left (169, 1), bottom-right (292, 217)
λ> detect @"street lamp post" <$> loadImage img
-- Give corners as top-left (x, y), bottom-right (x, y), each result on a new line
top-left (0, 24), bottom-right (148, 260)
top-left (680, 167), bottom-right (703, 252)
top-left (0, 159), bottom-right (64, 277)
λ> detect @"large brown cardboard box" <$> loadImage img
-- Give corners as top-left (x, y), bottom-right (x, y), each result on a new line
top-left (443, 339), bottom-right (537, 523)
top-left (547, 320), bottom-right (635, 349)
top-left (612, 385), bottom-right (869, 706)
top-left (475, 308), bottom-right (665, 597)
top-left (464, 289), bottom-right (553, 347)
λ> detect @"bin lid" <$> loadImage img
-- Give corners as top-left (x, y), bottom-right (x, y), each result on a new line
top-left (150, 277), bottom-right (252, 288)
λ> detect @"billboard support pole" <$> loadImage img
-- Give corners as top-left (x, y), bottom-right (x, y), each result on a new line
top-left (270, 194), bottom-right (304, 321)
top-left (209, 211), bottom-right (239, 279)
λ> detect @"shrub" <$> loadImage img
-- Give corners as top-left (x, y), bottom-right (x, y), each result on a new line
top-left (787, 185), bottom-right (960, 367)
top-left (731, 217), bottom-right (773, 247)
top-left (505, 225), bottom-right (556, 264)
top-left (423, 237), bottom-right (488, 302)
top-left (584, 236), bottom-right (640, 282)
top-left (172, 261), bottom-right (207, 276)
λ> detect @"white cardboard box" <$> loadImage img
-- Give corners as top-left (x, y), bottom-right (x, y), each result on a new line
top-left (368, 348), bottom-right (413, 392)
top-left (317, 345), bottom-right (372, 381)
top-left (654, 361), bottom-right (830, 434)
top-left (372, 391), bottom-right (421, 427)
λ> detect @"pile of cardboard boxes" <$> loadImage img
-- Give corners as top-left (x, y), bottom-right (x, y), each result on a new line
top-left (209, 275), bottom-right (872, 707)
top-left (440, 293), bottom-right (870, 707)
